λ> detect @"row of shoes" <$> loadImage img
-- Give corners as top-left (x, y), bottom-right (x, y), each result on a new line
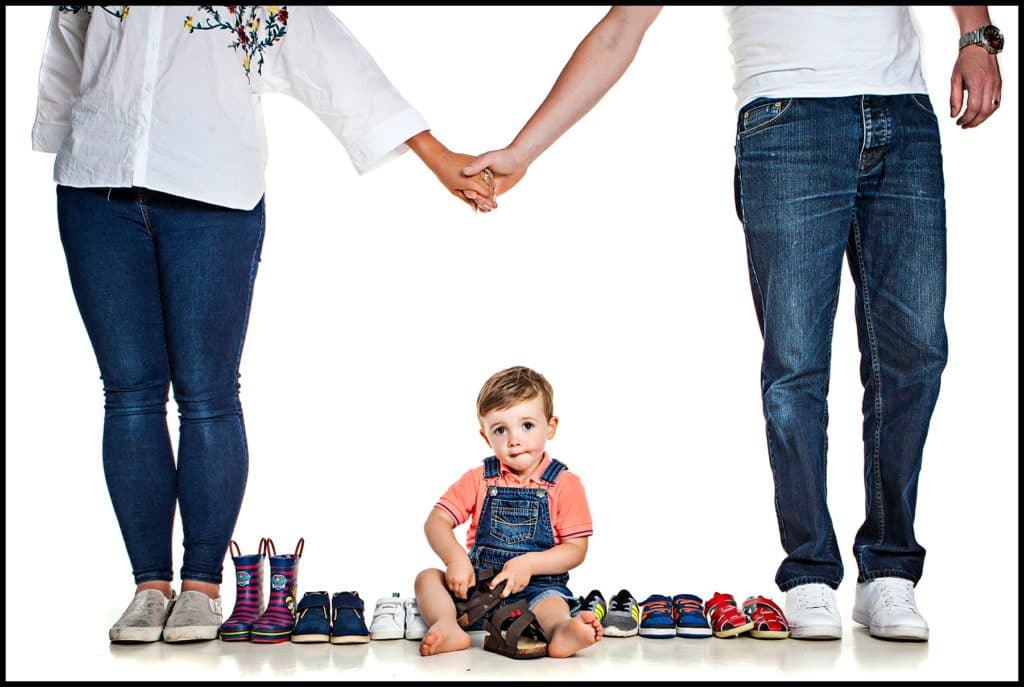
top-left (576, 589), bottom-right (790, 639)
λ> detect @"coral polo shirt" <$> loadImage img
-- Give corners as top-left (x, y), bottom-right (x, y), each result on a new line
top-left (435, 454), bottom-right (593, 550)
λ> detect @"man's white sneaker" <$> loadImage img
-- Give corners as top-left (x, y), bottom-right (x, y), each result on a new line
top-left (784, 583), bottom-right (842, 640)
top-left (369, 594), bottom-right (406, 640)
top-left (853, 577), bottom-right (929, 641)
top-left (403, 598), bottom-right (428, 640)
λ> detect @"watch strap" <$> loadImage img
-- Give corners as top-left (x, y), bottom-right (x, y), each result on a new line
top-left (959, 27), bottom-right (983, 51)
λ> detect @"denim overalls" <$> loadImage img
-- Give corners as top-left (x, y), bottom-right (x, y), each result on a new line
top-left (466, 456), bottom-right (579, 625)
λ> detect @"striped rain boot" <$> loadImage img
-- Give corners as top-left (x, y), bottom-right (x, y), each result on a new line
top-left (219, 538), bottom-right (270, 641)
top-left (251, 538), bottom-right (304, 644)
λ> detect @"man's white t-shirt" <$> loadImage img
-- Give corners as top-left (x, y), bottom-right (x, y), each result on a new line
top-left (725, 6), bottom-right (929, 112)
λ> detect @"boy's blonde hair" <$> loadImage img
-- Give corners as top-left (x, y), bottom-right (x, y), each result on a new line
top-left (476, 366), bottom-right (554, 421)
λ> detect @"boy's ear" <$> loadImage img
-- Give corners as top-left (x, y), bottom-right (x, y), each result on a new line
top-left (479, 427), bottom-right (492, 447)
top-left (546, 416), bottom-right (559, 439)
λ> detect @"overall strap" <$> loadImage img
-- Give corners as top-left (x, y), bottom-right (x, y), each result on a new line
top-left (483, 455), bottom-right (501, 479)
top-left (540, 459), bottom-right (568, 485)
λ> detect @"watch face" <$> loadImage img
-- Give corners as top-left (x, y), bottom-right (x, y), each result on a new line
top-left (983, 25), bottom-right (1004, 52)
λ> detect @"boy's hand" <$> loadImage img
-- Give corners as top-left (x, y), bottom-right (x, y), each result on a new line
top-left (445, 557), bottom-right (476, 600)
top-left (491, 555), bottom-right (535, 598)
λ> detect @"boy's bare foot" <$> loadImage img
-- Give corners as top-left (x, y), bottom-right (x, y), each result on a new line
top-left (547, 611), bottom-right (603, 658)
top-left (419, 620), bottom-right (471, 656)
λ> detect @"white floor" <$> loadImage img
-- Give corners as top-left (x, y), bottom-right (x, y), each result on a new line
top-left (7, 607), bottom-right (1017, 681)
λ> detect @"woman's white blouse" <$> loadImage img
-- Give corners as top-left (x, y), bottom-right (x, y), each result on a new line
top-left (32, 6), bottom-right (429, 210)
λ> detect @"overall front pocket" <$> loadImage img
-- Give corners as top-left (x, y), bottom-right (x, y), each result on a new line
top-left (489, 500), bottom-right (539, 546)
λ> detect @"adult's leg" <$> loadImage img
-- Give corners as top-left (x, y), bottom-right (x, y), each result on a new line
top-left (57, 185), bottom-right (176, 589)
top-left (734, 97), bottom-right (863, 590)
top-left (848, 94), bottom-right (947, 584)
top-left (147, 190), bottom-right (266, 589)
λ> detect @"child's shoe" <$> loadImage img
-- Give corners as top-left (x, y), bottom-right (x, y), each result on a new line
top-left (403, 598), bottom-right (428, 640)
top-left (602, 589), bottom-right (640, 637)
top-left (742, 595), bottom-right (790, 639)
top-left (220, 538), bottom-right (269, 642)
top-left (704, 592), bottom-right (754, 638)
top-left (672, 594), bottom-right (712, 638)
top-left (291, 591), bottom-right (331, 643)
top-left (369, 593), bottom-right (405, 640)
top-left (109, 589), bottom-right (175, 643)
top-left (639, 594), bottom-right (676, 638)
top-left (579, 589), bottom-right (607, 625)
top-left (330, 592), bottom-right (371, 644)
top-left (251, 538), bottom-right (304, 643)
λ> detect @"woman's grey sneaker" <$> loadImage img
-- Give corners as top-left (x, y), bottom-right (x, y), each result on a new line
top-left (162, 590), bottom-right (224, 642)
top-left (603, 589), bottom-right (640, 637)
top-left (109, 589), bottom-right (176, 642)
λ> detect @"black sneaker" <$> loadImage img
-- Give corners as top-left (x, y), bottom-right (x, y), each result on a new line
top-left (579, 589), bottom-right (607, 625)
top-left (604, 589), bottom-right (640, 637)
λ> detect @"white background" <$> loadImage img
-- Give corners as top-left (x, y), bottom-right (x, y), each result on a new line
top-left (5, 6), bottom-right (1018, 681)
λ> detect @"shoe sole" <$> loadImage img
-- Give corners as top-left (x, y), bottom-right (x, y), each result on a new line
top-left (331, 634), bottom-right (371, 644)
top-left (749, 629), bottom-right (790, 639)
top-left (602, 626), bottom-right (639, 637)
top-left (713, 621), bottom-right (755, 638)
top-left (109, 627), bottom-right (164, 643)
top-left (370, 630), bottom-right (405, 640)
top-left (219, 630), bottom-right (251, 642)
top-left (251, 630), bottom-right (294, 643)
top-left (163, 626), bottom-right (220, 642)
top-left (677, 627), bottom-right (713, 638)
top-left (291, 634), bottom-right (330, 643)
top-left (639, 626), bottom-right (676, 638)
top-left (789, 624), bottom-right (842, 640)
top-left (405, 630), bottom-right (427, 640)
top-left (852, 609), bottom-right (928, 641)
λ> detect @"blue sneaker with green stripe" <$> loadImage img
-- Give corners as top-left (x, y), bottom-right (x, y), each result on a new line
top-left (604, 589), bottom-right (640, 637)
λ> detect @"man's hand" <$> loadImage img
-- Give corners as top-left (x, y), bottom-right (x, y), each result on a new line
top-left (950, 45), bottom-right (1002, 128)
top-left (461, 147), bottom-right (529, 205)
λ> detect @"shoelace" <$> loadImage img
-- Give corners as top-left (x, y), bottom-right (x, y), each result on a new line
top-left (794, 585), bottom-right (831, 612)
top-left (610, 597), bottom-right (634, 611)
top-left (675, 599), bottom-right (702, 615)
top-left (878, 580), bottom-right (916, 610)
top-left (643, 599), bottom-right (672, 617)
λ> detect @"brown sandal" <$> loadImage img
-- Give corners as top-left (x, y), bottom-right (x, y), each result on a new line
top-left (453, 568), bottom-right (508, 628)
top-left (483, 599), bottom-right (547, 659)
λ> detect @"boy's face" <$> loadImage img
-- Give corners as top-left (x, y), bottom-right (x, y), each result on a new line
top-left (479, 396), bottom-right (558, 478)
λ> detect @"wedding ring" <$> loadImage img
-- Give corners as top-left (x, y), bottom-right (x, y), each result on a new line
top-left (481, 168), bottom-right (494, 185)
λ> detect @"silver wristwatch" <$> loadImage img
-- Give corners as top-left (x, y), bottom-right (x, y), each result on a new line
top-left (959, 24), bottom-right (1004, 54)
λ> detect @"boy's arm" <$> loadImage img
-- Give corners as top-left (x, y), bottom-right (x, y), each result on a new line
top-left (424, 508), bottom-right (476, 599)
top-left (491, 538), bottom-right (589, 598)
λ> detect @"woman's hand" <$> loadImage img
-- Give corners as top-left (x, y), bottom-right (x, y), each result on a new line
top-left (407, 131), bottom-right (497, 212)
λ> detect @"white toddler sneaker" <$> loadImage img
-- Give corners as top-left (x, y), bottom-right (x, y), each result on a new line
top-left (784, 583), bottom-right (842, 640)
top-left (369, 594), bottom-right (406, 640)
top-left (853, 577), bottom-right (929, 641)
top-left (403, 598), bottom-right (428, 640)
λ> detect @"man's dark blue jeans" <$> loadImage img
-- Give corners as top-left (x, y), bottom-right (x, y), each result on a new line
top-left (734, 94), bottom-right (948, 591)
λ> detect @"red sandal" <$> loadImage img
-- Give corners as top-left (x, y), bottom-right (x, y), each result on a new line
top-left (742, 595), bottom-right (790, 639)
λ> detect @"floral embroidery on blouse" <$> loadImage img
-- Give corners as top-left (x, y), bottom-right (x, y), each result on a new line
top-left (59, 5), bottom-right (129, 20)
top-left (184, 6), bottom-right (288, 80)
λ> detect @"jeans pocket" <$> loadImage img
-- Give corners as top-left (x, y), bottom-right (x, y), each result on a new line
top-left (909, 94), bottom-right (939, 121)
top-left (489, 500), bottom-right (538, 546)
top-left (737, 98), bottom-right (794, 139)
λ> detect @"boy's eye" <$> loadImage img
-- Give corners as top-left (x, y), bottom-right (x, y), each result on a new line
top-left (523, 422), bottom-right (534, 431)
top-left (494, 427), bottom-right (505, 435)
